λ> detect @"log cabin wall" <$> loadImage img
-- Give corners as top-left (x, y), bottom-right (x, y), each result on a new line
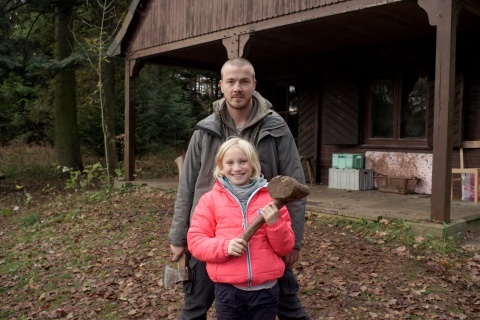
top-left (257, 35), bottom-right (477, 189)
top-left (297, 78), bottom-right (319, 183)
top-left (463, 70), bottom-right (480, 142)
top-left (311, 40), bottom-right (431, 186)
top-left (313, 36), bottom-right (480, 195)
top-left (451, 58), bottom-right (480, 197)
top-left (256, 77), bottom-right (319, 184)
top-left (460, 42), bottom-right (480, 143)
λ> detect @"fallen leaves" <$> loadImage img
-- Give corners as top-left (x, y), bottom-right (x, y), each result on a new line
top-left (1, 188), bottom-right (480, 319)
top-left (297, 214), bottom-right (480, 318)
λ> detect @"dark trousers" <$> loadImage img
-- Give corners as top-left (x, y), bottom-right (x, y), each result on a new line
top-left (214, 282), bottom-right (279, 320)
top-left (178, 256), bottom-right (310, 320)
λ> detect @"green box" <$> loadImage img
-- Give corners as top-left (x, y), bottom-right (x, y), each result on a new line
top-left (332, 153), bottom-right (364, 169)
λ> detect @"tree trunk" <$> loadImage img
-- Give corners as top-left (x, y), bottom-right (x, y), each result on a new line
top-left (55, 3), bottom-right (83, 170)
top-left (102, 59), bottom-right (118, 176)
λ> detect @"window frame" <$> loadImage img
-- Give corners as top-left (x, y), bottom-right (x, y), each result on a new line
top-left (363, 70), bottom-right (429, 147)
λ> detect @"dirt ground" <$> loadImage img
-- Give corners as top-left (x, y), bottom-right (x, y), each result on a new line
top-left (1, 185), bottom-right (480, 319)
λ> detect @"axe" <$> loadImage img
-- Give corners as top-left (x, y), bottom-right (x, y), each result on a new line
top-left (240, 175), bottom-right (310, 243)
top-left (163, 156), bottom-right (190, 290)
top-left (163, 253), bottom-right (191, 289)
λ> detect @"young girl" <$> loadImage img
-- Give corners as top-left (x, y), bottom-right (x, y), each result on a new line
top-left (187, 137), bottom-right (295, 320)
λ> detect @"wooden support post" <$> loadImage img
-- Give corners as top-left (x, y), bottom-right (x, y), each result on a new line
top-left (418, 0), bottom-right (459, 223)
top-left (124, 58), bottom-right (139, 181)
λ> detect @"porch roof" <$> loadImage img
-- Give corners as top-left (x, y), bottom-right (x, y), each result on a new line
top-left (109, 0), bottom-right (480, 75)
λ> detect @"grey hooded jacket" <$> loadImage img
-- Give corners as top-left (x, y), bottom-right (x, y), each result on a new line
top-left (169, 91), bottom-right (306, 250)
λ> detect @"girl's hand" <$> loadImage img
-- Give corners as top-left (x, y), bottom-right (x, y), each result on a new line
top-left (261, 202), bottom-right (280, 225)
top-left (228, 238), bottom-right (247, 257)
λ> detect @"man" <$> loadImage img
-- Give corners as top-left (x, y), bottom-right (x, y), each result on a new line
top-left (169, 57), bottom-right (310, 320)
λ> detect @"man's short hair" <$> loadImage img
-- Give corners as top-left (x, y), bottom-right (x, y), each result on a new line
top-left (220, 57), bottom-right (256, 80)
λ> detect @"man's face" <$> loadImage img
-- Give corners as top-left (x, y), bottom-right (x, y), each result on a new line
top-left (219, 65), bottom-right (257, 111)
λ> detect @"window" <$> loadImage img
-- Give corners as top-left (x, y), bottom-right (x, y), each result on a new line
top-left (366, 71), bottom-right (428, 146)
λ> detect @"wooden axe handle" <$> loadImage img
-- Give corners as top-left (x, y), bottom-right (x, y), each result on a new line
top-left (240, 199), bottom-right (283, 243)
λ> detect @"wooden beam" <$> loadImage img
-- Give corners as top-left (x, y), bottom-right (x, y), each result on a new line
top-left (418, 0), bottom-right (459, 223)
top-left (462, 0), bottom-right (480, 17)
top-left (108, 0), bottom-right (142, 56)
top-left (124, 59), bottom-right (137, 181)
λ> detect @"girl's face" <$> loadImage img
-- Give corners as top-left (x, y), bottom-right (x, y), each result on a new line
top-left (221, 146), bottom-right (253, 186)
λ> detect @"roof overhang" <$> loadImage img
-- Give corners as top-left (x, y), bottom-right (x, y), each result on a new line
top-left (109, 0), bottom-right (480, 74)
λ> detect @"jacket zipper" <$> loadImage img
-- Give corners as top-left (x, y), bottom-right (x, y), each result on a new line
top-left (222, 185), bottom-right (264, 288)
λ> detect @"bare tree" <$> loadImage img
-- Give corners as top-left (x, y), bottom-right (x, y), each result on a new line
top-left (75, 0), bottom-right (126, 182)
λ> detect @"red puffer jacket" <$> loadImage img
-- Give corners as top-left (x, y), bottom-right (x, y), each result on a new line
top-left (187, 180), bottom-right (294, 288)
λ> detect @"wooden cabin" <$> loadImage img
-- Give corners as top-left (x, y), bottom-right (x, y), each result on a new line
top-left (109, 0), bottom-right (480, 223)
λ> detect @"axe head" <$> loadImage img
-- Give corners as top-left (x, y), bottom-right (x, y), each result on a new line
top-left (163, 265), bottom-right (190, 289)
top-left (163, 254), bottom-right (191, 289)
top-left (268, 176), bottom-right (310, 208)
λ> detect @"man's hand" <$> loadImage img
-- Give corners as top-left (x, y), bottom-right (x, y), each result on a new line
top-left (170, 244), bottom-right (187, 262)
top-left (283, 248), bottom-right (300, 269)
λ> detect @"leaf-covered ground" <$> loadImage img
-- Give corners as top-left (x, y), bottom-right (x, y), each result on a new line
top-left (1, 184), bottom-right (480, 319)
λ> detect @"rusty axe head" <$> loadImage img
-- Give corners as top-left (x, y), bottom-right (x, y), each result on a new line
top-left (163, 254), bottom-right (191, 289)
top-left (268, 175), bottom-right (310, 208)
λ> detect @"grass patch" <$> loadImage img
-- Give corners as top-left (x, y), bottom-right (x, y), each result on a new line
top-left (312, 215), bottom-right (466, 256)
top-left (134, 147), bottom-right (180, 179)
top-left (22, 213), bottom-right (38, 226)
top-left (0, 142), bottom-right (58, 180)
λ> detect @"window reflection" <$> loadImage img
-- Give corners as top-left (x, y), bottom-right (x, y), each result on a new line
top-left (401, 74), bottom-right (427, 138)
top-left (371, 77), bottom-right (394, 138)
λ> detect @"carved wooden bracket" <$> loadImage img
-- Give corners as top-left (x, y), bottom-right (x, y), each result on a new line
top-left (222, 33), bottom-right (252, 59)
top-left (418, 0), bottom-right (459, 27)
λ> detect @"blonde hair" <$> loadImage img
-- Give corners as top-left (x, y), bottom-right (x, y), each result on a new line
top-left (213, 137), bottom-right (261, 182)
top-left (220, 57), bottom-right (256, 81)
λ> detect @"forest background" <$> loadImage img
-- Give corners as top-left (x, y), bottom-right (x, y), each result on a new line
top-left (1, 0), bottom-right (218, 179)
